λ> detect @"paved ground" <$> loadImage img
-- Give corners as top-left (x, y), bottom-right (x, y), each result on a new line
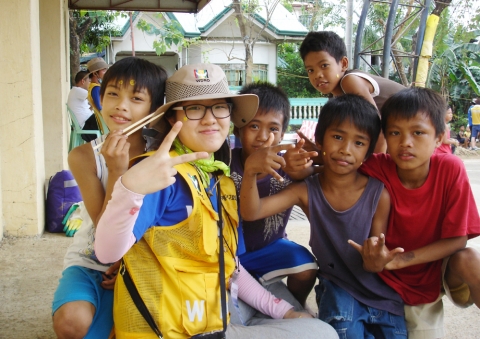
top-left (1, 157), bottom-right (480, 338)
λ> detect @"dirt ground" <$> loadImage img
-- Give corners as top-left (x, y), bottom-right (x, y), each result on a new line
top-left (1, 152), bottom-right (480, 338)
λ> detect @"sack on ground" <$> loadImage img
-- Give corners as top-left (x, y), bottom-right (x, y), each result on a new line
top-left (45, 170), bottom-right (82, 233)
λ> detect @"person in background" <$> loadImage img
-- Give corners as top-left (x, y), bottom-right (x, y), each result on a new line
top-left (86, 57), bottom-right (109, 116)
top-left (436, 105), bottom-right (459, 154)
top-left (67, 70), bottom-right (100, 142)
top-left (468, 98), bottom-right (480, 151)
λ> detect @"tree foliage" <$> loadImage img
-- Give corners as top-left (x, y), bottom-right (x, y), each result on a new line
top-left (69, 10), bottom-right (122, 85)
top-left (276, 43), bottom-right (325, 98)
top-left (137, 16), bottom-right (198, 55)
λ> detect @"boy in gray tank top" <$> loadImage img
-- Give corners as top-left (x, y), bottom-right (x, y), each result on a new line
top-left (239, 95), bottom-right (406, 338)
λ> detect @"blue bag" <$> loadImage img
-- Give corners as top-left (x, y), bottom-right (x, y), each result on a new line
top-left (45, 170), bottom-right (82, 233)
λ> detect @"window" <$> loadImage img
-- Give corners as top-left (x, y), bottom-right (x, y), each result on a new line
top-left (217, 64), bottom-right (268, 86)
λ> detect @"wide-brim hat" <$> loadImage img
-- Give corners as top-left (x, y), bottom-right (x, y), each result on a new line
top-left (151, 63), bottom-right (258, 132)
top-left (86, 57), bottom-right (109, 74)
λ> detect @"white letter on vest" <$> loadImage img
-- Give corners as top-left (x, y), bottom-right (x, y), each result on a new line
top-left (186, 300), bottom-right (205, 322)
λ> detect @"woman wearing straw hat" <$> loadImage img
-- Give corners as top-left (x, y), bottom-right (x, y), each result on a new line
top-left (94, 64), bottom-right (338, 339)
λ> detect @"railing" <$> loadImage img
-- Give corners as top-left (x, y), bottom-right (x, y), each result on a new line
top-left (289, 98), bottom-right (328, 125)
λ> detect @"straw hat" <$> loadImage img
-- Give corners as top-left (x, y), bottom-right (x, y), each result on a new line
top-left (151, 63), bottom-right (258, 130)
top-left (86, 57), bottom-right (109, 74)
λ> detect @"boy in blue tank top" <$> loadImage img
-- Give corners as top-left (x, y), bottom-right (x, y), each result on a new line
top-left (240, 95), bottom-right (407, 338)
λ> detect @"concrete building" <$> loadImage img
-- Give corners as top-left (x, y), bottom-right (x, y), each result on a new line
top-left (0, 0), bottom-right (208, 240)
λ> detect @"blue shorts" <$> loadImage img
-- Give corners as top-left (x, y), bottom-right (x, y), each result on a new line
top-left (316, 277), bottom-right (407, 339)
top-left (239, 238), bottom-right (318, 284)
top-left (471, 125), bottom-right (480, 139)
top-left (52, 266), bottom-right (114, 339)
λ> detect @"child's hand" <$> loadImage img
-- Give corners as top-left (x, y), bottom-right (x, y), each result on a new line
top-left (121, 121), bottom-right (209, 195)
top-left (101, 129), bottom-right (130, 176)
top-left (244, 133), bottom-right (295, 181)
top-left (283, 138), bottom-right (318, 174)
top-left (348, 233), bottom-right (404, 272)
top-left (101, 260), bottom-right (121, 290)
top-left (296, 131), bottom-right (319, 153)
top-left (283, 309), bottom-right (313, 319)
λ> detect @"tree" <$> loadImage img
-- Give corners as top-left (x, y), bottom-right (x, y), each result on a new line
top-left (69, 10), bottom-right (122, 85)
top-left (231, 0), bottom-right (281, 84)
top-left (277, 42), bottom-right (324, 98)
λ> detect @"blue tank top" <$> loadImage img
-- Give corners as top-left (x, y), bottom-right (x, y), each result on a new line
top-left (306, 174), bottom-right (404, 315)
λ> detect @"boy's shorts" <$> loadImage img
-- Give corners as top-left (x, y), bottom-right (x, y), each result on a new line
top-left (405, 255), bottom-right (475, 339)
top-left (52, 266), bottom-right (114, 339)
top-left (239, 238), bottom-right (318, 285)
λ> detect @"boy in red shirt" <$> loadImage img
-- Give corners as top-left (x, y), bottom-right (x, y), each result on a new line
top-left (348, 88), bottom-right (480, 338)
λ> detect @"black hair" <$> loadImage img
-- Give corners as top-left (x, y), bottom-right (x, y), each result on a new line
top-left (300, 31), bottom-right (347, 62)
top-left (314, 95), bottom-right (380, 159)
top-left (238, 81), bottom-right (290, 132)
top-left (74, 71), bottom-right (89, 84)
top-left (100, 57), bottom-right (168, 113)
top-left (380, 87), bottom-right (446, 137)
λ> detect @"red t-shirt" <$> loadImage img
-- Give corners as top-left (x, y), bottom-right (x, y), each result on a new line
top-left (360, 153), bottom-right (480, 305)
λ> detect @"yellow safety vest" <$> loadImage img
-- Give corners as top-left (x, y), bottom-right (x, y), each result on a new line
top-left (115, 152), bottom-right (238, 339)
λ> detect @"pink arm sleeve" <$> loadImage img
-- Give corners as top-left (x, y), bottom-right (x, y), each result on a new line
top-left (94, 178), bottom-right (143, 263)
top-left (236, 262), bottom-right (293, 319)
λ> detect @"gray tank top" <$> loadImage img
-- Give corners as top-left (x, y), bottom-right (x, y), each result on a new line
top-left (306, 174), bottom-right (404, 315)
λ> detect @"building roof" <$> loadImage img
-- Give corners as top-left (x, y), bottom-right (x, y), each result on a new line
top-left (168, 0), bottom-right (308, 39)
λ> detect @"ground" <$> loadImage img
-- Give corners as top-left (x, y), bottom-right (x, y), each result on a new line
top-left (1, 152), bottom-right (480, 338)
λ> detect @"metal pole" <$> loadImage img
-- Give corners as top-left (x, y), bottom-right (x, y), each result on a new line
top-left (412, 0), bottom-right (432, 81)
top-left (129, 12), bottom-right (135, 56)
top-left (345, 0), bottom-right (354, 62)
top-left (382, 0), bottom-right (400, 78)
top-left (354, 0), bottom-right (370, 69)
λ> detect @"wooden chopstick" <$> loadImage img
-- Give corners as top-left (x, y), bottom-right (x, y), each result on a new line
top-left (92, 111), bottom-right (165, 151)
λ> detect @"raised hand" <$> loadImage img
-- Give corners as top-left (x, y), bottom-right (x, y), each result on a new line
top-left (348, 233), bottom-right (404, 272)
top-left (121, 121), bottom-right (209, 195)
top-left (244, 133), bottom-right (295, 181)
top-left (283, 138), bottom-right (318, 174)
top-left (100, 129), bottom-right (130, 177)
top-left (296, 130), bottom-right (320, 153)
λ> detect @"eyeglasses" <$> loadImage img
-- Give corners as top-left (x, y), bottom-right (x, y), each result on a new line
top-left (172, 103), bottom-right (232, 120)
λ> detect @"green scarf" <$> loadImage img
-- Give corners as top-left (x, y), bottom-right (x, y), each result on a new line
top-left (173, 138), bottom-right (230, 189)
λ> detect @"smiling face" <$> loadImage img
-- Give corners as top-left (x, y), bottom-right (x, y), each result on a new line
top-left (101, 82), bottom-right (152, 133)
top-left (167, 99), bottom-right (231, 155)
top-left (384, 112), bottom-right (443, 184)
top-left (318, 120), bottom-right (370, 176)
top-left (237, 109), bottom-right (285, 160)
top-left (304, 51), bottom-right (348, 96)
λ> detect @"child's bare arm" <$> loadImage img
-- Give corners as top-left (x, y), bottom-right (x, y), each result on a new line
top-left (340, 75), bottom-right (387, 153)
top-left (340, 75), bottom-right (377, 107)
top-left (369, 188), bottom-right (390, 237)
top-left (240, 147), bottom-right (306, 221)
top-left (384, 236), bottom-right (467, 270)
top-left (68, 144), bottom-right (106, 225)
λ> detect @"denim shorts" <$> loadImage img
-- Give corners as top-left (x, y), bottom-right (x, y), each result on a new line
top-left (52, 266), bottom-right (114, 339)
top-left (315, 277), bottom-right (407, 339)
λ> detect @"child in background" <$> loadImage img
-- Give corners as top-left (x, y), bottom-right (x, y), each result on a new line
top-left (52, 57), bottom-right (168, 338)
top-left (240, 94), bottom-right (407, 338)
top-left (348, 87), bottom-right (480, 339)
top-left (436, 105), bottom-right (459, 154)
top-left (299, 31), bottom-right (405, 153)
top-left (232, 82), bottom-right (317, 307)
top-left (94, 64), bottom-right (338, 339)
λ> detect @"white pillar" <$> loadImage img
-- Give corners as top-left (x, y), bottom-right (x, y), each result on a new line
top-left (0, 0), bottom-right (46, 236)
